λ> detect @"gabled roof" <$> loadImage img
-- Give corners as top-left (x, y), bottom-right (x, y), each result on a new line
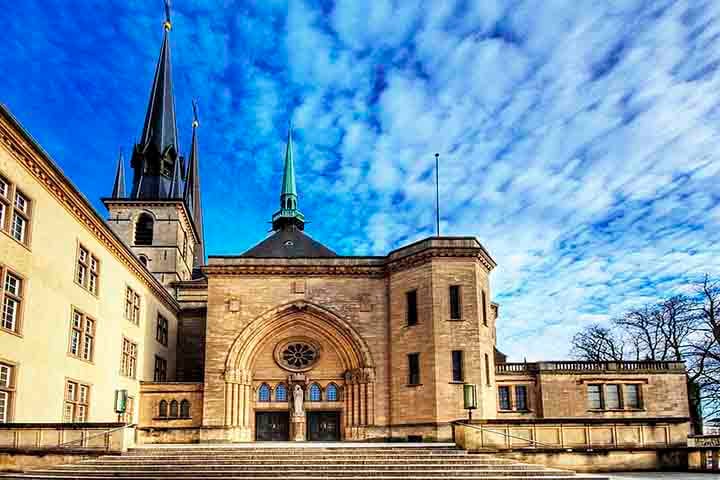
top-left (241, 227), bottom-right (337, 258)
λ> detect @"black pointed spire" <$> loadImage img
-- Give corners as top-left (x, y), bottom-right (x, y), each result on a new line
top-left (169, 156), bottom-right (183, 197)
top-left (129, 1), bottom-right (180, 200)
top-left (111, 151), bottom-right (126, 199)
top-left (185, 100), bottom-right (205, 270)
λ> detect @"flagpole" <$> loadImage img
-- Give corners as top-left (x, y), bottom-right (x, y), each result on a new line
top-left (435, 153), bottom-right (440, 237)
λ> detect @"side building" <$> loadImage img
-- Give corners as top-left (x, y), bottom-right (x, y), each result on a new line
top-left (0, 106), bottom-right (180, 425)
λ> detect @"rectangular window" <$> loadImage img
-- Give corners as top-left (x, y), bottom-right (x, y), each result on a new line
top-left (125, 287), bottom-right (141, 325)
top-left (68, 309), bottom-right (95, 362)
top-left (63, 380), bottom-right (90, 422)
top-left (485, 353), bottom-right (491, 386)
top-left (449, 285), bottom-right (462, 320)
top-left (120, 338), bottom-right (138, 378)
top-left (154, 355), bottom-right (167, 382)
top-left (625, 384), bottom-right (641, 409)
top-left (0, 362), bottom-right (14, 423)
top-left (1, 270), bottom-right (23, 333)
top-left (121, 396), bottom-right (134, 423)
top-left (482, 290), bottom-right (488, 326)
top-left (75, 245), bottom-right (99, 295)
top-left (406, 290), bottom-right (418, 326)
top-left (498, 386), bottom-right (511, 410)
top-left (587, 384), bottom-right (603, 409)
top-left (451, 350), bottom-right (464, 382)
top-left (515, 385), bottom-right (528, 411)
top-left (156, 314), bottom-right (168, 346)
top-left (408, 353), bottom-right (420, 385)
top-left (10, 189), bottom-right (31, 245)
top-left (605, 384), bottom-right (621, 409)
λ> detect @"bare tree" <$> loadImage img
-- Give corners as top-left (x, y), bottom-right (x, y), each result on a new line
top-left (571, 324), bottom-right (626, 361)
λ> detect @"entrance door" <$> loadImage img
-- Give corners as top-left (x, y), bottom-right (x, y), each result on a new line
top-left (255, 412), bottom-right (289, 441)
top-left (307, 411), bottom-right (340, 441)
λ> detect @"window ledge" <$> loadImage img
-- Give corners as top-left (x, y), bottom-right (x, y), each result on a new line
top-left (449, 381), bottom-right (465, 384)
top-left (0, 327), bottom-right (23, 338)
top-left (67, 354), bottom-right (94, 365)
top-left (406, 383), bottom-right (423, 388)
top-left (1, 229), bottom-right (32, 252)
top-left (153, 416), bottom-right (191, 421)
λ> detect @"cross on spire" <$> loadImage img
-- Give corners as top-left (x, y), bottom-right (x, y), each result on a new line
top-left (163, 0), bottom-right (172, 31)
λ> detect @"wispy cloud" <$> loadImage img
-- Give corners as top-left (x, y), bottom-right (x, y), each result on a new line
top-left (2, 0), bottom-right (719, 360)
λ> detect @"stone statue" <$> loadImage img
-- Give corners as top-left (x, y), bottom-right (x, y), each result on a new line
top-left (293, 385), bottom-right (304, 416)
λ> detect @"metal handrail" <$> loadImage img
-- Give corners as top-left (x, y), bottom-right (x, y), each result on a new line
top-left (452, 421), bottom-right (570, 450)
top-left (57, 423), bottom-right (134, 450)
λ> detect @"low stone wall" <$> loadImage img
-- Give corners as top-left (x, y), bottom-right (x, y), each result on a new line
top-left (0, 423), bottom-right (133, 472)
top-left (453, 419), bottom-right (690, 472)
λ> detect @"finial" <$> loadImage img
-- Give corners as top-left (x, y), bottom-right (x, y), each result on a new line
top-left (163, 0), bottom-right (172, 31)
top-left (192, 99), bottom-right (199, 128)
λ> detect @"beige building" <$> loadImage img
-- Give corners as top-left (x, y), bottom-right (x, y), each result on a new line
top-left (0, 8), bottom-right (691, 446)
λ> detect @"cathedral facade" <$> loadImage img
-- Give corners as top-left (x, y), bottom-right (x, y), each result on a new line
top-left (0, 7), bottom-right (691, 446)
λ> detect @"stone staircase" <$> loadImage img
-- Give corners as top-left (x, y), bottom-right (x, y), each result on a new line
top-left (0, 444), bottom-right (607, 479)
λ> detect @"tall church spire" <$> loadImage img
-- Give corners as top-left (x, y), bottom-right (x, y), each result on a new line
top-left (111, 150), bottom-right (126, 199)
top-left (185, 100), bottom-right (205, 269)
top-left (130, 0), bottom-right (180, 199)
top-left (271, 126), bottom-right (305, 231)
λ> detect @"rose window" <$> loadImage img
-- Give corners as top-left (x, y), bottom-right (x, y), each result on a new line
top-left (281, 343), bottom-right (317, 369)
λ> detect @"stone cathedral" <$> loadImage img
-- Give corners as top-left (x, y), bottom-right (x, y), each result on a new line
top-left (0, 4), bottom-right (690, 448)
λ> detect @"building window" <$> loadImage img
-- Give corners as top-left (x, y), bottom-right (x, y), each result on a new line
top-left (258, 383), bottom-right (270, 402)
top-left (406, 290), bottom-right (418, 326)
top-left (0, 362), bottom-right (15, 423)
top-left (169, 400), bottom-right (179, 417)
top-left (10, 189), bottom-right (31, 245)
top-left (449, 285), bottom-right (462, 320)
top-left (485, 353), bottom-right (491, 386)
top-left (68, 309), bottom-right (95, 362)
top-left (326, 383), bottom-right (339, 402)
top-left (120, 338), bottom-right (138, 378)
top-left (156, 314), bottom-right (168, 346)
top-left (1, 269), bottom-right (23, 333)
top-left (64, 380), bottom-right (90, 422)
top-left (587, 384), bottom-right (603, 410)
top-left (154, 355), bottom-right (167, 382)
top-left (135, 213), bottom-right (154, 245)
top-left (159, 400), bottom-right (168, 417)
top-left (275, 384), bottom-right (287, 402)
top-left (139, 255), bottom-right (148, 267)
top-left (625, 384), bottom-right (641, 409)
top-left (515, 385), bottom-right (528, 411)
top-left (452, 350), bottom-right (464, 382)
top-left (75, 245), bottom-right (100, 295)
top-left (180, 399), bottom-right (190, 418)
top-left (481, 290), bottom-right (488, 326)
top-left (309, 383), bottom-right (321, 402)
top-left (408, 353), bottom-right (420, 385)
top-left (124, 287), bottom-right (141, 325)
top-left (605, 384), bottom-right (621, 409)
top-left (498, 386), bottom-right (511, 410)
top-left (0, 176), bottom-right (8, 232)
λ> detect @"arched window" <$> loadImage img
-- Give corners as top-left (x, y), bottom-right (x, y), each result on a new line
top-left (158, 400), bottom-right (168, 417)
top-left (309, 383), bottom-right (321, 402)
top-left (169, 400), bottom-right (179, 417)
top-left (275, 384), bottom-right (287, 402)
top-left (135, 213), bottom-right (154, 245)
top-left (258, 383), bottom-right (271, 402)
top-left (180, 399), bottom-right (191, 418)
top-left (326, 383), bottom-right (339, 402)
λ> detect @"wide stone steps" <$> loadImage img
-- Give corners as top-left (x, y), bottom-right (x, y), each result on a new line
top-left (0, 444), bottom-right (608, 480)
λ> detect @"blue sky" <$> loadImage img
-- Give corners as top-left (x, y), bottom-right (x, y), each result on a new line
top-left (2, 0), bottom-right (719, 360)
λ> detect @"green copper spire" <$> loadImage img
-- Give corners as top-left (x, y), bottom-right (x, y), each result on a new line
top-left (272, 126), bottom-right (305, 230)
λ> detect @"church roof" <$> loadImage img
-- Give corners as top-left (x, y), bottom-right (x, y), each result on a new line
top-left (241, 227), bottom-right (337, 258)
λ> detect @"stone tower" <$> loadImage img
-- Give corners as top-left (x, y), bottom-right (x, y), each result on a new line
top-left (103, 4), bottom-right (204, 288)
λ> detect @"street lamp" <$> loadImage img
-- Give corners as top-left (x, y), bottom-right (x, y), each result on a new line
top-left (463, 383), bottom-right (477, 423)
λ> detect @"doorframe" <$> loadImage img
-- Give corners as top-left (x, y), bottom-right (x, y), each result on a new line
top-left (254, 410), bottom-right (290, 441)
top-left (306, 410), bottom-right (341, 442)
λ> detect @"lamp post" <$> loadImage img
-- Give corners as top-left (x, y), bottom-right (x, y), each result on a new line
top-left (463, 383), bottom-right (477, 423)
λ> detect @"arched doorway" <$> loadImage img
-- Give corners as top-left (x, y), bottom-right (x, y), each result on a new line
top-left (223, 301), bottom-right (375, 441)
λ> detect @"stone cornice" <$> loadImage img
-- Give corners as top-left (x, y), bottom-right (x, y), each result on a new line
top-left (203, 263), bottom-right (386, 278)
top-left (0, 106), bottom-right (180, 314)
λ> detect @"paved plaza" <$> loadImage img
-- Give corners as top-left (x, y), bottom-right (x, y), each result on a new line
top-left (606, 473), bottom-right (717, 479)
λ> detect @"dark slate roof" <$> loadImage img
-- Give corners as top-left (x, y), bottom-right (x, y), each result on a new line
top-left (241, 228), bottom-right (337, 258)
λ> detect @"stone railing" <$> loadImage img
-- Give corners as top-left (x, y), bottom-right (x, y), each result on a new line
top-left (496, 360), bottom-right (685, 375)
top-left (0, 423), bottom-right (134, 453)
top-left (453, 418), bottom-right (689, 452)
